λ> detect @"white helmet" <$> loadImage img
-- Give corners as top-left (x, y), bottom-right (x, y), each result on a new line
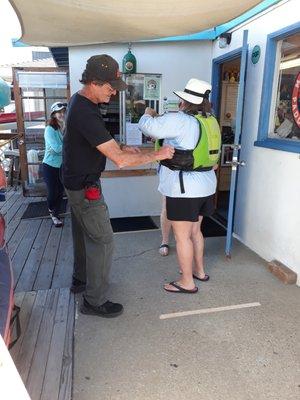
top-left (50, 102), bottom-right (67, 115)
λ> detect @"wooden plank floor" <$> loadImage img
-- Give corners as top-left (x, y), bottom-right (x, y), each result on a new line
top-left (2, 189), bottom-right (74, 400)
top-left (2, 189), bottom-right (73, 292)
top-left (12, 289), bottom-right (74, 400)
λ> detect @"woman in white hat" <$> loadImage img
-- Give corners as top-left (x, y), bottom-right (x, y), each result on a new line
top-left (42, 102), bottom-right (67, 227)
top-left (138, 79), bottom-right (220, 293)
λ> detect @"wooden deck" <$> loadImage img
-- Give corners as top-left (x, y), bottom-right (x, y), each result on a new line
top-left (2, 188), bottom-right (74, 400)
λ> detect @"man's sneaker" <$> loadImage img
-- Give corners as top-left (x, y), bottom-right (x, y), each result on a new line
top-left (49, 210), bottom-right (63, 227)
top-left (51, 215), bottom-right (63, 227)
top-left (81, 298), bottom-right (124, 318)
top-left (70, 277), bottom-right (86, 293)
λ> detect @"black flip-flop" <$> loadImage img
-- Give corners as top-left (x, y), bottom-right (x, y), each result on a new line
top-left (193, 274), bottom-right (210, 282)
top-left (164, 281), bottom-right (198, 294)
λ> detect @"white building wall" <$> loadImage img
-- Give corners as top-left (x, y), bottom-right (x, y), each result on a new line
top-left (69, 41), bottom-right (212, 218)
top-left (69, 41), bottom-right (212, 97)
top-left (212, 0), bottom-right (300, 284)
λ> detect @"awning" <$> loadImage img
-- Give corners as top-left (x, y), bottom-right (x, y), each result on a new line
top-left (10, 0), bottom-right (262, 47)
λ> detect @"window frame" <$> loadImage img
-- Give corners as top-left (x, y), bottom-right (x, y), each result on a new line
top-left (255, 21), bottom-right (300, 153)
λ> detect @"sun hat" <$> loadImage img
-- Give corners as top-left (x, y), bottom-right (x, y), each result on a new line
top-left (50, 102), bottom-right (67, 115)
top-left (174, 79), bottom-right (212, 105)
top-left (84, 54), bottom-right (127, 91)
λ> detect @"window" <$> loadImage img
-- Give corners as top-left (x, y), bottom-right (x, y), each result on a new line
top-left (32, 51), bottom-right (52, 61)
top-left (270, 33), bottom-right (300, 141)
top-left (255, 22), bottom-right (300, 153)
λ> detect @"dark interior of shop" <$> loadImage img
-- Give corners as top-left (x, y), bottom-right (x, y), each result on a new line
top-left (214, 57), bottom-right (241, 225)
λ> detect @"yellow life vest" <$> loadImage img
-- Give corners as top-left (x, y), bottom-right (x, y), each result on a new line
top-left (155, 114), bottom-right (221, 193)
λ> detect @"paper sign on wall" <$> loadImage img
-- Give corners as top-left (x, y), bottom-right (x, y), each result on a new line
top-left (126, 122), bottom-right (142, 145)
top-left (143, 76), bottom-right (161, 100)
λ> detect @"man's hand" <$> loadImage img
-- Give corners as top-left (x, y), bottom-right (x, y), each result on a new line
top-left (98, 139), bottom-right (174, 169)
top-left (122, 145), bottom-right (141, 154)
top-left (213, 164), bottom-right (219, 171)
top-left (145, 107), bottom-right (158, 117)
top-left (156, 145), bottom-right (175, 161)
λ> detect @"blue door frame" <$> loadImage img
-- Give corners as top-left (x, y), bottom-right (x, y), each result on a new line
top-left (211, 47), bottom-right (243, 117)
top-left (211, 31), bottom-right (248, 256)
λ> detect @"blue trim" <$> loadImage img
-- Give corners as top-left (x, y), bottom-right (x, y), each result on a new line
top-left (146, 0), bottom-right (280, 42)
top-left (268, 21), bottom-right (300, 40)
top-left (211, 48), bottom-right (242, 117)
top-left (212, 48), bottom-right (243, 64)
top-left (225, 30), bottom-right (249, 257)
top-left (214, 0), bottom-right (281, 38)
top-left (11, 38), bottom-right (29, 47)
top-left (154, 29), bottom-right (216, 42)
top-left (256, 21), bottom-right (300, 152)
top-left (254, 139), bottom-right (300, 154)
top-left (211, 63), bottom-right (221, 116)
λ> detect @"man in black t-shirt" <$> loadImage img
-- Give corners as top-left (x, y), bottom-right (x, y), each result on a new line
top-left (62, 54), bottom-right (174, 318)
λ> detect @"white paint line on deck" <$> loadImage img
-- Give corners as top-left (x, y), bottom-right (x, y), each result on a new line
top-left (160, 302), bottom-right (261, 320)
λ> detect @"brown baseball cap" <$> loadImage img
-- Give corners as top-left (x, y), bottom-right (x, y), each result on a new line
top-left (84, 54), bottom-right (127, 91)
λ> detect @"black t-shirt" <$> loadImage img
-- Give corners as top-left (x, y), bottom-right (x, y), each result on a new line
top-left (62, 93), bottom-right (112, 190)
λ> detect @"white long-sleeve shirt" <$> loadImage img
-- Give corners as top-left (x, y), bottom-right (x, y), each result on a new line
top-left (138, 111), bottom-right (217, 198)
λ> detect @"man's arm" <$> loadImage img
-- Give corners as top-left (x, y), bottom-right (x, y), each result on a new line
top-left (121, 145), bottom-right (141, 154)
top-left (97, 139), bottom-right (174, 169)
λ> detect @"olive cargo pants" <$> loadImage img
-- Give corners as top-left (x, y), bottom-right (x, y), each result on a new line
top-left (65, 188), bottom-right (114, 306)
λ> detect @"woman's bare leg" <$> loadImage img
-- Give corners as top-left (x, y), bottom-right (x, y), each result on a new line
top-left (164, 220), bottom-right (196, 291)
top-left (191, 216), bottom-right (207, 279)
top-left (159, 196), bottom-right (172, 256)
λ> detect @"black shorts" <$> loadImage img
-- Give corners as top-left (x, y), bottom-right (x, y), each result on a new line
top-left (166, 195), bottom-right (215, 222)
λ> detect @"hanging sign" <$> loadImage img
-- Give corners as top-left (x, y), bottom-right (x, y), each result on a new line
top-left (292, 72), bottom-right (300, 128)
top-left (251, 45), bottom-right (261, 64)
top-left (122, 49), bottom-right (136, 74)
top-left (143, 76), bottom-right (161, 100)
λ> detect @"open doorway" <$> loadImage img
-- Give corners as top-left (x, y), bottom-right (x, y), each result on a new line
top-left (214, 56), bottom-right (241, 226)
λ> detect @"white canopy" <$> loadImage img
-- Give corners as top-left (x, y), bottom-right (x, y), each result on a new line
top-left (10, 0), bottom-right (261, 46)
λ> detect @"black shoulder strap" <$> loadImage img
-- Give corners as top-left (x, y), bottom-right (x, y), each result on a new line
top-left (194, 116), bottom-right (202, 150)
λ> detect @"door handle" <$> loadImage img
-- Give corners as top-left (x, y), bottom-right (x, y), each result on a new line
top-left (230, 144), bottom-right (241, 150)
top-left (225, 160), bottom-right (246, 169)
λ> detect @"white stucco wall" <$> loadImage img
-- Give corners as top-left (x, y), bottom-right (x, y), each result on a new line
top-left (212, 0), bottom-right (300, 284)
top-left (69, 40), bottom-right (212, 97)
top-left (68, 41), bottom-right (212, 218)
